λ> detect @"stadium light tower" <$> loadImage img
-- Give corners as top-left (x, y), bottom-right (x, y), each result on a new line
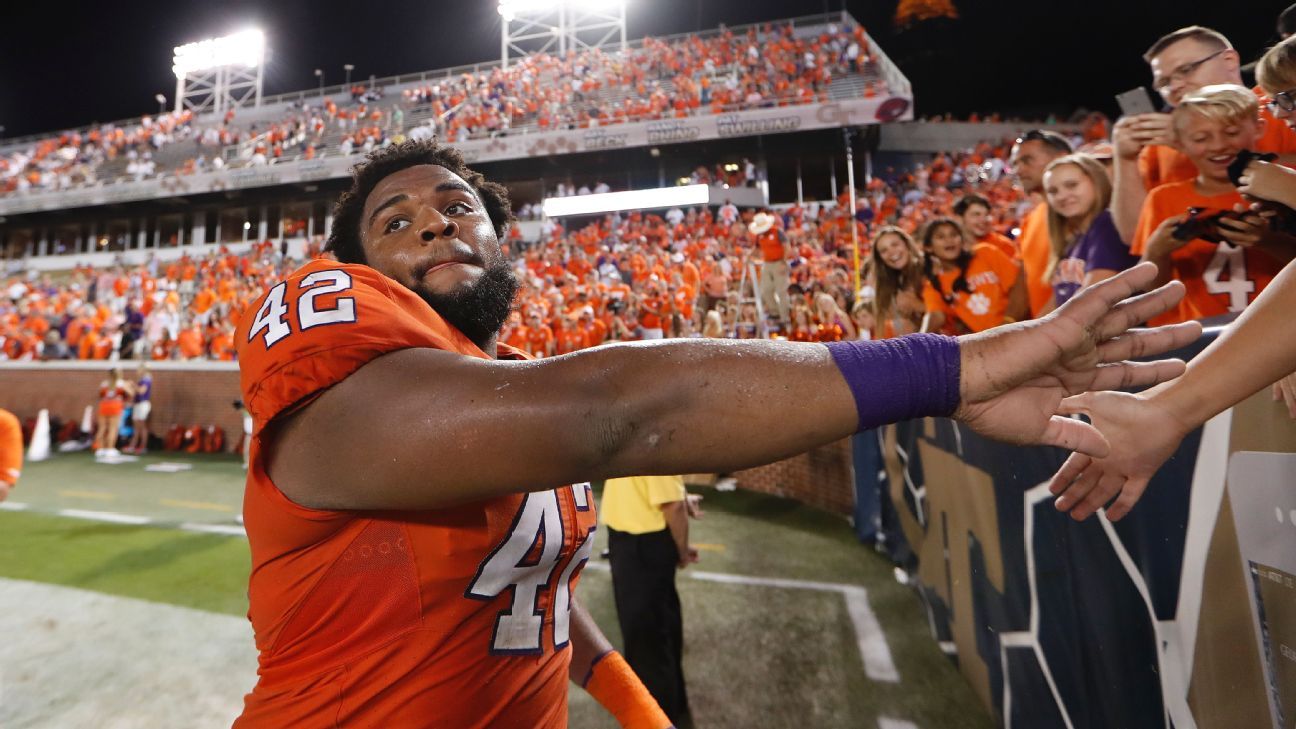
top-left (498, 0), bottom-right (627, 68)
top-left (172, 29), bottom-right (265, 116)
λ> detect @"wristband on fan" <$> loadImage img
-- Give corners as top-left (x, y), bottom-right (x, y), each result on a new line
top-left (582, 650), bottom-right (674, 729)
top-left (824, 333), bottom-right (962, 431)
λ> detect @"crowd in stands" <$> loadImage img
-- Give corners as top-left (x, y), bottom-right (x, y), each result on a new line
top-left (403, 20), bottom-right (880, 143)
top-left (0, 239), bottom-right (323, 362)
top-left (5, 16), bottom-right (1296, 391)
top-left (0, 19), bottom-right (878, 197)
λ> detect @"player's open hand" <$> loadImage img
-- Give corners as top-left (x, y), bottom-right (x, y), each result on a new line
top-left (954, 262), bottom-right (1201, 459)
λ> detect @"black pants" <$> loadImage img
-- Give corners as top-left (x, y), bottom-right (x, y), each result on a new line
top-left (607, 526), bottom-right (690, 725)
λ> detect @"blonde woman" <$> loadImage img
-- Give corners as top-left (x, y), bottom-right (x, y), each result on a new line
top-left (700, 310), bottom-right (726, 338)
top-left (869, 226), bottom-right (926, 337)
top-left (1039, 153), bottom-right (1138, 315)
top-left (813, 292), bottom-right (857, 341)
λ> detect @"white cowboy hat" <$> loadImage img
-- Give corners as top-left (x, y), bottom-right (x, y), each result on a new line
top-left (748, 212), bottom-right (776, 235)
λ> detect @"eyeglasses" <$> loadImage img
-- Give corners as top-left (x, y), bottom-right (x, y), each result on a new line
top-left (1153, 49), bottom-right (1227, 93)
top-left (1267, 87), bottom-right (1296, 113)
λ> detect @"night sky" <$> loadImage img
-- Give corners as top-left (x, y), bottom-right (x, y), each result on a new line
top-left (0, 0), bottom-right (1288, 139)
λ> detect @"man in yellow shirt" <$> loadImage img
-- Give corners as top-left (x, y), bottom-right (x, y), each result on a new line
top-left (601, 475), bottom-right (697, 727)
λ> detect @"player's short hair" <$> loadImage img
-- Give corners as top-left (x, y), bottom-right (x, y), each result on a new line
top-left (952, 194), bottom-right (991, 217)
top-left (1172, 84), bottom-right (1260, 132)
top-left (1143, 26), bottom-right (1232, 64)
top-left (326, 140), bottom-right (514, 265)
top-left (1258, 36), bottom-right (1296, 95)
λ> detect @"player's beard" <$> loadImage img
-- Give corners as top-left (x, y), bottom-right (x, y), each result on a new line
top-left (417, 258), bottom-right (518, 352)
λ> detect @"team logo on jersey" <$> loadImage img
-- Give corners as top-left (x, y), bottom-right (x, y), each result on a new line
top-left (966, 292), bottom-right (991, 316)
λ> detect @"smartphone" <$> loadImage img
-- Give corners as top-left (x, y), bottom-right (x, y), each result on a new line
top-left (1116, 86), bottom-right (1158, 116)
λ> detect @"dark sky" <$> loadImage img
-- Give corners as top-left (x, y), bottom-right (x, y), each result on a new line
top-left (0, 0), bottom-right (1289, 139)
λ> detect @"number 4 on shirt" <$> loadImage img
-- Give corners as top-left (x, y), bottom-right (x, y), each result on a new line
top-left (248, 270), bottom-right (358, 348)
top-left (1202, 242), bottom-right (1254, 312)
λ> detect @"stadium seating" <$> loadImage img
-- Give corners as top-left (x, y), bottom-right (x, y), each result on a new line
top-left (0, 139), bottom-right (1033, 362)
top-left (0, 20), bottom-right (884, 197)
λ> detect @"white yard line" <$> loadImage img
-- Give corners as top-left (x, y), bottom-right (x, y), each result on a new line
top-left (586, 561), bottom-right (900, 683)
top-left (56, 509), bottom-right (151, 525)
top-left (179, 522), bottom-right (247, 537)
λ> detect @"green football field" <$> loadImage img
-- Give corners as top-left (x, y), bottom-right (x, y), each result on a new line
top-left (0, 451), bottom-right (992, 729)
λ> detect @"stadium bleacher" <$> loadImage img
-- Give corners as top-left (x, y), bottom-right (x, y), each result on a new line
top-left (0, 17), bottom-right (884, 198)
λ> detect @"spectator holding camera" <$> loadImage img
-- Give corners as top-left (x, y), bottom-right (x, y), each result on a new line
top-left (1039, 154), bottom-right (1139, 314)
top-left (920, 218), bottom-right (1028, 334)
top-left (1131, 85), bottom-right (1296, 325)
top-left (1111, 26), bottom-right (1296, 241)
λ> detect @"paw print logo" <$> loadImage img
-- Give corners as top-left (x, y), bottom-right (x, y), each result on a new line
top-left (967, 292), bottom-right (991, 316)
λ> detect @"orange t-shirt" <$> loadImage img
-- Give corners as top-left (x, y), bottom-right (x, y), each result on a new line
top-left (525, 324), bottom-right (554, 357)
top-left (193, 289), bottom-right (216, 314)
top-left (555, 327), bottom-right (588, 355)
top-left (1017, 204), bottom-right (1052, 317)
top-left (176, 328), bottom-right (205, 359)
top-left (978, 231), bottom-right (1019, 260)
top-left (756, 230), bottom-right (786, 262)
top-left (1138, 87), bottom-right (1296, 190)
top-left (0, 409), bottom-right (21, 487)
top-left (1130, 180), bottom-right (1284, 324)
top-left (922, 243), bottom-right (1022, 334)
top-left (234, 260), bottom-right (596, 728)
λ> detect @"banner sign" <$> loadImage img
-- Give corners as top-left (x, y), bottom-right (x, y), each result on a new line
top-left (877, 326), bottom-right (1296, 728)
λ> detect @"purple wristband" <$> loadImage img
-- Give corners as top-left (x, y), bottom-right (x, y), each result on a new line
top-left (824, 334), bottom-right (961, 431)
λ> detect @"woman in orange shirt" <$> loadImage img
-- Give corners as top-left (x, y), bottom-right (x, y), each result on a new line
top-left (920, 218), bottom-right (1028, 335)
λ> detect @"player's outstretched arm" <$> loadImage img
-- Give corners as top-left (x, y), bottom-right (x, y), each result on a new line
top-left (1051, 258), bottom-right (1296, 521)
top-left (266, 264), bottom-right (1195, 511)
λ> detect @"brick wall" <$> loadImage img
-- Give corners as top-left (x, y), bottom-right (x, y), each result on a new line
top-left (0, 363), bottom-right (244, 452)
top-left (734, 439), bottom-right (855, 515)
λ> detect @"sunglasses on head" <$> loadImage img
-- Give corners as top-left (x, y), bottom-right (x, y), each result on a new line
top-left (1014, 130), bottom-right (1071, 154)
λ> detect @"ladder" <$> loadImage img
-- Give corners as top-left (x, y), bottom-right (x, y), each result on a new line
top-left (732, 260), bottom-right (769, 339)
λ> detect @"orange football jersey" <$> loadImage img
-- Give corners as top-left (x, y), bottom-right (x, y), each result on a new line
top-left (1130, 180), bottom-right (1284, 325)
top-left (234, 259), bottom-right (598, 728)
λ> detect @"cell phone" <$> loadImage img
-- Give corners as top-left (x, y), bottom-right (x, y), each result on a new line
top-left (1116, 86), bottom-right (1158, 117)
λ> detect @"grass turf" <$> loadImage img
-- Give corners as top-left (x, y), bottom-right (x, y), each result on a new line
top-left (0, 453), bottom-right (992, 729)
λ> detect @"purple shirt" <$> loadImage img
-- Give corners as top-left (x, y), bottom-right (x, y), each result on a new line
top-left (1051, 211), bottom-right (1138, 306)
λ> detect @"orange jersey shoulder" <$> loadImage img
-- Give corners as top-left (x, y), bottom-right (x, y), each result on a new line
top-left (235, 259), bottom-right (486, 432)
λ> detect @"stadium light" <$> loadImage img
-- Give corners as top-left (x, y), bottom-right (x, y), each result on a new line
top-left (499, 0), bottom-right (626, 66)
top-left (542, 184), bottom-right (708, 218)
top-left (172, 29), bottom-right (265, 77)
top-left (498, 0), bottom-right (623, 18)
